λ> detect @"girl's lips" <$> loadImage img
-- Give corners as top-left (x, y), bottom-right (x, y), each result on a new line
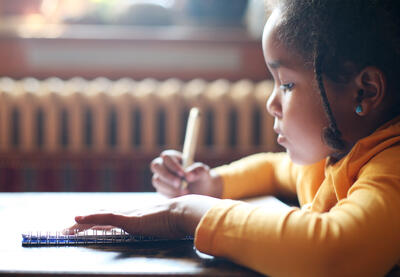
top-left (277, 134), bottom-right (286, 145)
top-left (274, 127), bottom-right (287, 146)
top-left (274, 127), bottom-right (286, 145)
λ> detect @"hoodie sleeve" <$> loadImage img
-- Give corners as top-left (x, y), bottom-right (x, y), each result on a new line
top-left (195, 148), bottom-right (400, 277)
top-left (213, 152), bottom-right (299, 200)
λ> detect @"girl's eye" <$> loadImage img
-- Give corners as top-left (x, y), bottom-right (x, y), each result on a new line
top-left (279, 83), bottom-right (295, 93)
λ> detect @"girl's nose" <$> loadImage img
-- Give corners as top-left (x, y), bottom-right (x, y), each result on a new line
top-left (266, 88), bottom-right (282, 118)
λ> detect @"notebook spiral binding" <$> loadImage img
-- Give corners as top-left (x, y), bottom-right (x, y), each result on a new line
top-left (22, 229), bottom-right (193, 246)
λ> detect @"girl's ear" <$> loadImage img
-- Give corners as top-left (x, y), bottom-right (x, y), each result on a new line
top-left (353, 66), bottom-right (386, 116)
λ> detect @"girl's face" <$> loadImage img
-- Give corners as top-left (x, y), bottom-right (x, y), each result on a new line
top-left (263, 9), bottom-right (336, 164)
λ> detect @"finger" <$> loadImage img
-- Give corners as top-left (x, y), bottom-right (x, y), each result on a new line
top-left (158, 183), bottom-right (189, 198)
top-left (91, 225), bottom-right (115, 231)
top-left (151, 163), bottom-right (182, 189)
top-left (151, 173), bottom-right (177, 191)
top-left (150, 157), bottom-right (162, 174)
top-left (185, 163), bottom-right (210, 182)
top-left (161, 153), bottom-right (185, 177)
top-left (75, 213), bottom-right (130, 230)
top-left (152, 175), bottom-right (183, 198)
top-left (63, 223), bottom-right (95, 235)
top-left (161, 149), bottom-right (183, 161)
top-left (154, 185), bottom-right (178, 198)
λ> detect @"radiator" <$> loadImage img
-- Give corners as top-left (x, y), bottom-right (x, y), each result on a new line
top-left (0, 77), bottom-right (277, 153)
top-left (0, 77), bottom-right (278, 192)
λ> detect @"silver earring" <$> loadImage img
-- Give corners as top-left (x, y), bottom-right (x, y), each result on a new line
top-left (356, 105), bottom-right (363, 114)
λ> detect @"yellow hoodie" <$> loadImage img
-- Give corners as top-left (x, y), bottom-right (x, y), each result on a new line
top-left (195, 117), bottom-right (400, 277)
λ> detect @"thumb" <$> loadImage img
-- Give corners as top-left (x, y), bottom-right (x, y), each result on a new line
top-left (185, 163), bottom-right (210, 183)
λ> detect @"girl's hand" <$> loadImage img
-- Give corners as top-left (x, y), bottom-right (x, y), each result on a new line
top-left (65, 195), bottom-right (220, 238)
top-left (150, 150), bottom-right (222, 198)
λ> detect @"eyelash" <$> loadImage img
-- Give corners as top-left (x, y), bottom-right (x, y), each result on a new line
top-left (279, 83), bottom-right (295, 93)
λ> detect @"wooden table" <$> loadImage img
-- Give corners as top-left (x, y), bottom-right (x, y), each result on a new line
top-left (0, 193), bottom-right (265, 276)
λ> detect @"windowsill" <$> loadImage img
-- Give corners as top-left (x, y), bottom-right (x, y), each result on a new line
top-left (0, 23), bottom-right (260, 43)
top-left (0, 23), bottom-right (267, 81)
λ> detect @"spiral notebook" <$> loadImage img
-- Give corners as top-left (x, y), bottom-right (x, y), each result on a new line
top-left (22, 229), bottom-right (193, 247)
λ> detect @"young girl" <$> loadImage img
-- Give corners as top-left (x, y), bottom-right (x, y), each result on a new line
top-left (69, 0), bottom-right (400, 276)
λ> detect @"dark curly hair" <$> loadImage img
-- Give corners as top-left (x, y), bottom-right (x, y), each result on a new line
top-left (265, 0), bottom-right (400, 151)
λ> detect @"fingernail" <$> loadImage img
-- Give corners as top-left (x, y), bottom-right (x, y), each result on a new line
top-left (63, 228), bottom-right (73, 235)
top-left (75, 216), bottom-right (84, 221)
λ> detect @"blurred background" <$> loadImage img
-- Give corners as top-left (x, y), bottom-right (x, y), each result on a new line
top-left (0, 0), bottom-right (279, 192)
top-left (0, 0), bottom-right (268, 80)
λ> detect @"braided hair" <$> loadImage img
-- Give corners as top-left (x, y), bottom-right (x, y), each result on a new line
top-left (266, 0), bottom-right (400, 151)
